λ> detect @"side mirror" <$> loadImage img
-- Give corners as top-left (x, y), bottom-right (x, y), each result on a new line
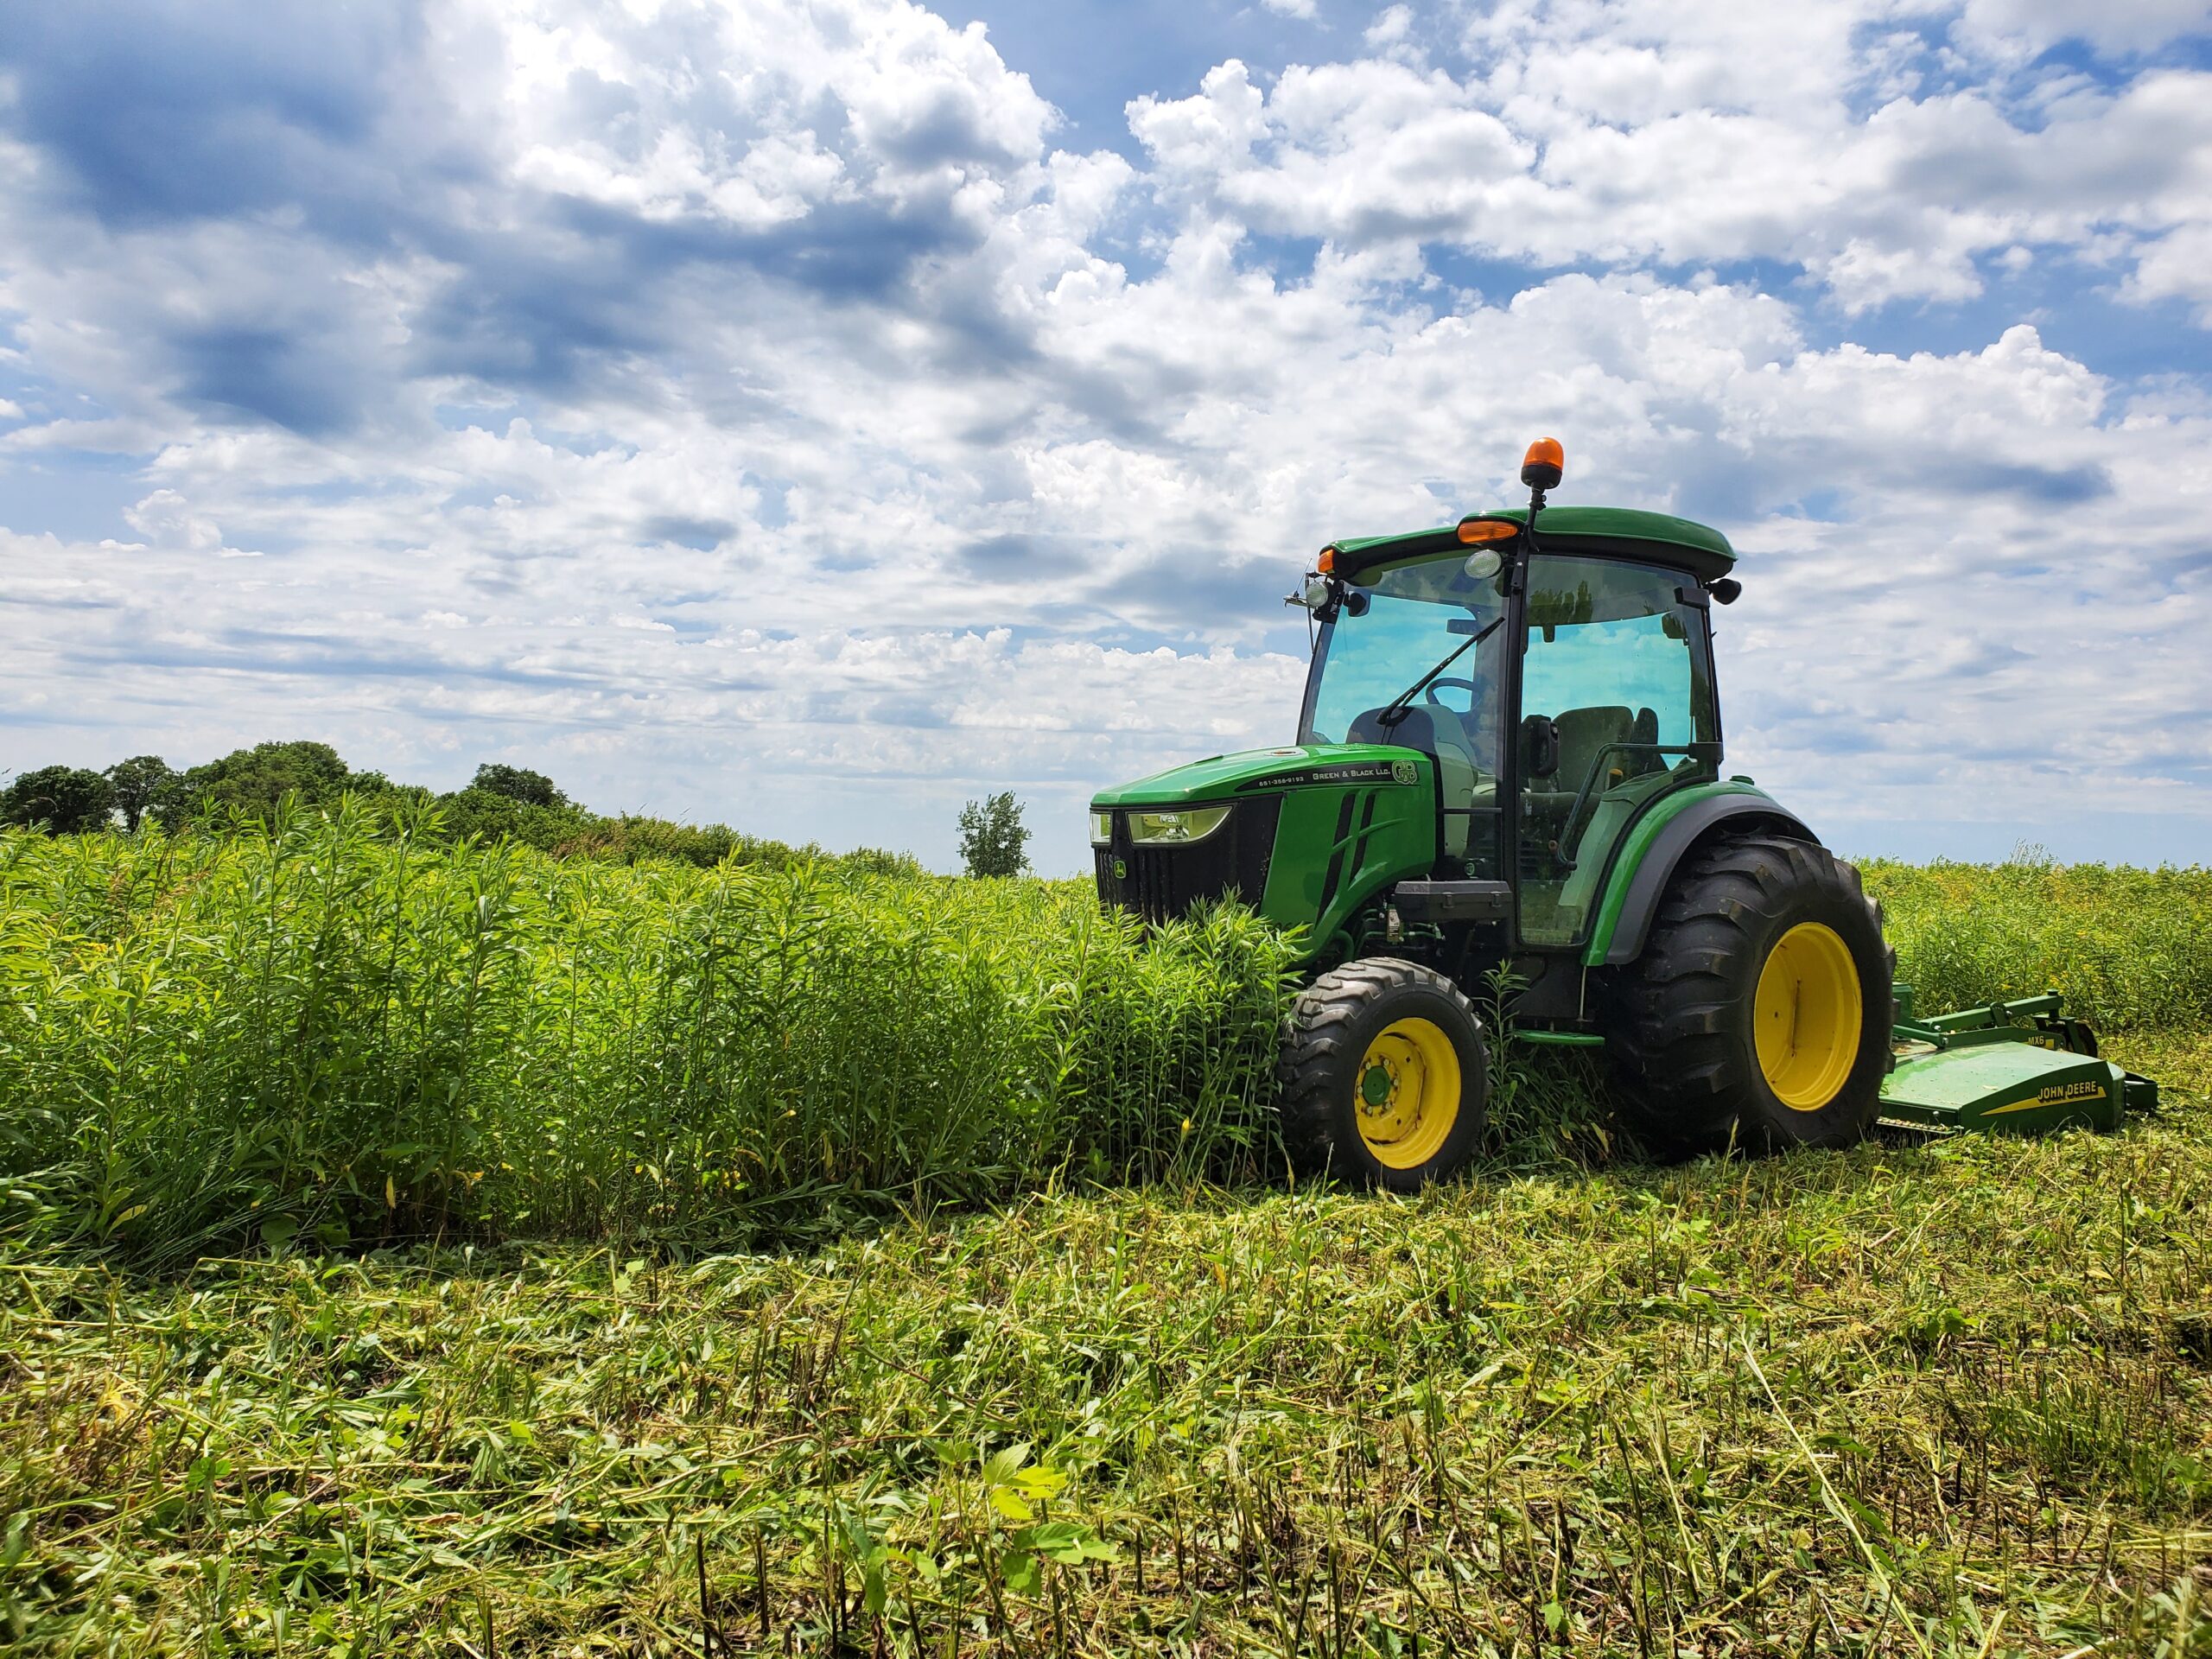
top-left (1707, 577), bottom-right (1742, 606)
top-left (1520, 714), bottom-right (1560, 780)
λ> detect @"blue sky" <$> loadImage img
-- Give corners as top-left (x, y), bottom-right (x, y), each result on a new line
top-left (3, 0), bottom-right (2210, 872)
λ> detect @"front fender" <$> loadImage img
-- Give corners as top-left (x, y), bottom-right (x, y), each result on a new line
top-left (1581, 785), bottom-right (1819, 967)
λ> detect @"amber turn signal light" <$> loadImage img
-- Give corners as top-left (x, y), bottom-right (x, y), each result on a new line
top-left (1456, 517), bottom-right (1519, 544)
top-left (1316, 546), bottom-right (1337, 574)
top-left (1520, 436), bottom-right (1564, 491)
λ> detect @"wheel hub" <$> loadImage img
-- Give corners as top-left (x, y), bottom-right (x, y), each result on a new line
top-left (1753, 921), bottom-right (1863, 1110)
top-left (1352, 1018), bottom-right (1463, 1167)
top-left (1358, 1056), bottom-right (1414, 1141)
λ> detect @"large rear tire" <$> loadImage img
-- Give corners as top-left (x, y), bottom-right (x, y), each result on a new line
top-left (1607, 835), bottom-right (1894, 1157)
top-left (1278, 957), bottom-right (1488, 1191)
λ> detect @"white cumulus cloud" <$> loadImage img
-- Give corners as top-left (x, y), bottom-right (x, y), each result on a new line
top-left (1, 0), bottom-right (2208, 868)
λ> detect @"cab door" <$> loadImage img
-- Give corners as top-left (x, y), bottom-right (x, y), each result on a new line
top-left (1512, 556), bottom-right (1719, 948)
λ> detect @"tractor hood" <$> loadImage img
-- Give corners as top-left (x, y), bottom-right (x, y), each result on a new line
top-left (1091, 743), bottom-right (1428, 809)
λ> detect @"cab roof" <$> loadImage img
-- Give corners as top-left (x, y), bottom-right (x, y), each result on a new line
top-left (1327, 505), bottom-right (1736, 585)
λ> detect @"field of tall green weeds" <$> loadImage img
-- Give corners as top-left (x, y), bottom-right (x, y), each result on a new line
top-left (1866, 855), bottom-right (2212, 1033)
top-left (5, 817), bottom-right (2210, 1265)
top-left (0, 808), bottom-right (1295, 1263)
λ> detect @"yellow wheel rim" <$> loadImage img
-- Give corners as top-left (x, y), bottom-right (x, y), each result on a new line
top-left (1753, 922), bottom-right (1862, 1111)
top-left (1354, 1017), bottom-right (1463, 1169)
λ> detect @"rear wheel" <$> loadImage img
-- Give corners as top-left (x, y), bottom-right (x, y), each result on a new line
top-left (1608, 835), bottom-right (1894, 1157)
top-left (1278, 957), bottom-right (1488, 1190)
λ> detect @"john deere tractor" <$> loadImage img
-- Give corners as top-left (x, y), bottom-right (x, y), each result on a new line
top-left (1091, 440), bottom-right (2154, 1186)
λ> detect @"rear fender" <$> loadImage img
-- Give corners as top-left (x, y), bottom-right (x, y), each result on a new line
top-left (1582, 785), bottom-right (1820, 967)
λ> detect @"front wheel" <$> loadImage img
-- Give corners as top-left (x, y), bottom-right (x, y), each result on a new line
top-left (1277, 957), bottom-right (1488, 1191)
top-left (1607, 835), bottom-right (1894, 1157)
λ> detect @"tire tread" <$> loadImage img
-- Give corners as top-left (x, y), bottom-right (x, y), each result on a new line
top-left (1607, 834), bottom-right (1895, 1157)
top-left (1277, 957), bottom-right (1485, 1186)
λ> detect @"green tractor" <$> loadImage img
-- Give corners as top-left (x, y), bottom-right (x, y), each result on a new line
top-left (1091, 440), bottom-right (2155, 1186)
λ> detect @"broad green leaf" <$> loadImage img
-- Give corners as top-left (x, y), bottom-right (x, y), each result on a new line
top-left (1000, 1548), bottom-right (1039, 1595)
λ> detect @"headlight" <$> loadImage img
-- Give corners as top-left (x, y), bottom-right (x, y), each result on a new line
top-left (1089, 810), bottom-right (1114, 846)
top-left (1128, 805), bottom-right (1231, 844)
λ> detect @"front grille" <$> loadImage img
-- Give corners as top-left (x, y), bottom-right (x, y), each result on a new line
top-left (1093, 798), bottom-right (1281, 925)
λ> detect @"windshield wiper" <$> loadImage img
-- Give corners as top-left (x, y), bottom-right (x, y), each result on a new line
top-left (1374, 615), bottom-right (1503, 729)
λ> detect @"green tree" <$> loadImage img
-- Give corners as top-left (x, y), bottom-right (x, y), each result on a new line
top-left (163, 741), bottom-right (352, 822)
top-left (2, 765), bottom-right (115, 833)
top-left (105, 754), bottom-right (177, 831)
top-left (435, 787), bottom-right (592, 853)
top-left (471, 763), bottom-right (569, 809)
top-left (957, 791), bottom-right (1031, 878)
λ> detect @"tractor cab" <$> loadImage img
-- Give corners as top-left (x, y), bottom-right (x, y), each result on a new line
top-left (1300, 505), bottom-right (1732, 952)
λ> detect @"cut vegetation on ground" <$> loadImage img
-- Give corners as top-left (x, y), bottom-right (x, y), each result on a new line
top-left (3, 822), bottom-right (2209, 1654)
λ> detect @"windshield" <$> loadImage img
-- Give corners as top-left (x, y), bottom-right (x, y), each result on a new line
top-left (1299, 554), bottom-right (1507, 767)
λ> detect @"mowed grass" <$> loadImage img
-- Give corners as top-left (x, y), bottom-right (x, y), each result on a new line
top-left (3, 1030), bottom-right (2208, 1655)
top-left (3, 822), bottom-right (2211, 1652)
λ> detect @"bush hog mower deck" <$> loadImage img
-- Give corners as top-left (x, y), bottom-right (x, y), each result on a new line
top-left (1091, 440), bottom-right (2156, 1185)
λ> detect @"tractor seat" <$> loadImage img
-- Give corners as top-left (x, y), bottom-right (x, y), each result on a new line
top-left (1346, 705), bottom-right (1481, 857)
top-left (1554, 705), bottom-right (1635, 788)
top-left (1621, 705), bottom-right (1662, 778)
top-left (1522, 705), bottom-right (1634, 855)
top-left (1347, 704), bottom-right (1473, 770)
top-left (1350, 703), bottom-right (1427, 750)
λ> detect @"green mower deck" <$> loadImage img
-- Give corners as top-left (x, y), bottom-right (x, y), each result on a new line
top-left (1878, 990), bottom-right (2158, 1137)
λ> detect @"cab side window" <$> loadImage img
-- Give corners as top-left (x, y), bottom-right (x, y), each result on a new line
top-left (1517, 559), bottom-right (1716, 945)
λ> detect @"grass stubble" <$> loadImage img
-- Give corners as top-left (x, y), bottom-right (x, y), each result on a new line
top-left (3, 821), bottom-right (2210, 1655)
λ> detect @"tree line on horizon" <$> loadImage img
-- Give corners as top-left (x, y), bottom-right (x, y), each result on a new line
top-left (0, 741), bottom-right (927, 875)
